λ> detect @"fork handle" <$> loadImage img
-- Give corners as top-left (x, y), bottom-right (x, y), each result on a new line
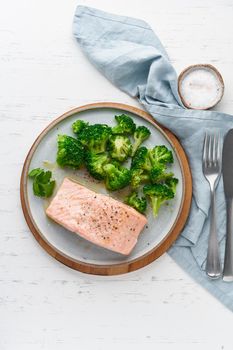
top-left (223, 197), bottom-right (233, 282)
top-left (206, 189), bottom-right (222, 279)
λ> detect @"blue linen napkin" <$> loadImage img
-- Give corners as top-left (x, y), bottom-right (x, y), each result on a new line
top-left (73, 5), bottom-right (233, 311)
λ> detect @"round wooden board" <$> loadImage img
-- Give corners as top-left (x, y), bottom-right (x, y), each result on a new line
top-left (20, 102), bottom-right (192, 275)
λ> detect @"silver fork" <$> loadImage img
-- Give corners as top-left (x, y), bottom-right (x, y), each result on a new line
top-left (202, 132), bottom-right (222, 279)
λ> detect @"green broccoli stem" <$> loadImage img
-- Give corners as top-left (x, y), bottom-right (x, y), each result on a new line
top-left (141, 174), bottom-right (150, 181)
top-left (150, 197), bottom-right (161, 217)
top-left (131, 139), bottom-right (141, 157)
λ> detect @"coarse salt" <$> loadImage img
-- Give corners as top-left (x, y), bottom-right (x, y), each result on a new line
top-left (178, 65), bottom-right (224, 110)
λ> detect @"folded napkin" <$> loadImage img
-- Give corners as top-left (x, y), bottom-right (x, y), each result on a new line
top-left (73, 6), bottom-right (233, 311)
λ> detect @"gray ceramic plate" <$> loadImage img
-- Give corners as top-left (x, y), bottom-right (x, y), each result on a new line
top-left (21, 103), bottom-right (192, 275)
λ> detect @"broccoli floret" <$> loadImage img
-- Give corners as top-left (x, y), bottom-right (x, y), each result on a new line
top-left (28, 168), bottom-right (56, 198)
top-left (103, 161), bottom-right (131, 191)
top-left (112, 114), bottom-right (136, 135)
top-left (143, 183), bottom-right (174, 217)
top-left (78, 124), bottom-right (112, 154)
top-left (150, 165), bottom-right (174, 184)
top-left (131, 126), bottom-right (151, 156)
top-left (108, 135), bottom-right (132, 162)
top-left (85, 151), bottom-right (109, 180)
top-left (149, 145), bottom-right (174, 166)
top-left (131, 147), bottom-right (152, 172)
top-left (72, 119), bottom-right (89, 135)
top-left (131, 168), bottom-right (150, 189)
top-left (125, 191), bottom-right (147, 214)
top-left (56, 135), bottom-right (84, 168)
top-left (165, 177), bottom-right (179, 194)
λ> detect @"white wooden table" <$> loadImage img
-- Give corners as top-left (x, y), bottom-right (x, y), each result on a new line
top-left (1, 1), bottom-right (233, 349)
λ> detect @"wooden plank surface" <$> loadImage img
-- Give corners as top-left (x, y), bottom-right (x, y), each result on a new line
top-left (1, 0), bottom-right (233, 349)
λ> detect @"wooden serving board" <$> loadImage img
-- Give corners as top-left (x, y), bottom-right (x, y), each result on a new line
top-left (20, 102), bottom-right (192, 275)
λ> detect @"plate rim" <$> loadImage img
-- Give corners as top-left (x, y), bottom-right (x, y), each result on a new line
top-left (20, 102), bottom-right (192, 275)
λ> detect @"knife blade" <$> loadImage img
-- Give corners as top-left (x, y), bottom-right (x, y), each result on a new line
top-left (222, 129), bottom-right (233, 281)
top-left (223, 129), bottom-right (233, 197)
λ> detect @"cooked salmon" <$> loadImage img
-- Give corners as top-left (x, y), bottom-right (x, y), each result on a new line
top-left (46, 178), bottom-right (147, 255)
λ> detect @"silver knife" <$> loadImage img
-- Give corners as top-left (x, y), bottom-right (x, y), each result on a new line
top-left (222, 129), bottom-right (233, 281)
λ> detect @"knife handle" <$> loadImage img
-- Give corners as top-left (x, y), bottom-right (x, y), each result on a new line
top-left (223, 198), bottom-right (233, 281)
top-left (206, 190), bottom-right (222, 279)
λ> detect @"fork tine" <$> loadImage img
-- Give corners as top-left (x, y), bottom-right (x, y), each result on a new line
top-left (203, 132), bottom-right (208, 166)
top-left (217, 133), bottom-right (221, 163)
top-left (213, 133), bottom-right (217, 164)
top-left (208, 134), bottom-right (213, 165)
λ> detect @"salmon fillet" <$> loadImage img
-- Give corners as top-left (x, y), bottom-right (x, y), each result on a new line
top-left (46, 178), bottom-right (147, 255)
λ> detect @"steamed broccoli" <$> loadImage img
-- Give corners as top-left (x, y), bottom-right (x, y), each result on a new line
top-left (143, 183), bottom-right (174, 217)
top-left (85, 151), bottom-right (109, 180)
top-left (112, 114), bottom-right (136, 135)
top-left (103, 161), bottom-right (131, 191)
top-left (28, 168), bottom-right (55, 198)
top-left (150, 164), bottom-right (174, 184)
top-left (149, 145), bottom-right (174, 166)
top-left (72, 119), bottom-right (89, 135)
top-left (165, 177), bottom-right (179, 193)
top-left (125, 191), bottom-right (147, 214)
top-left (108, 135), bottom-right (132, 162)
top-left (131, 168), bottom-right (150, 189)
top-left (131, 126), bottom-right (151, 156)
top-left (56, 135), bottom-right (84, 168)
top-left (78, 124), bottom-right (112, 154)
top-left (131, 147), bottom-right (152, 172)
